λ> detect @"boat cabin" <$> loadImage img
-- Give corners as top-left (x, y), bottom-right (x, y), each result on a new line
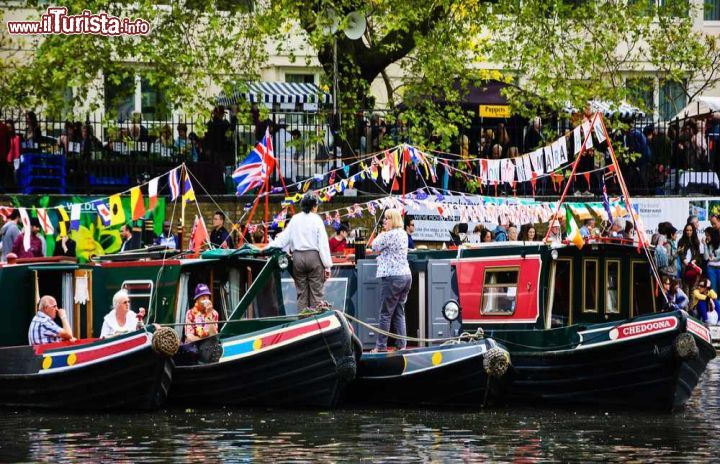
top-left (453, 242), bottom-right (658, 332)
top-left (0, 249), bottom-right (288, 346)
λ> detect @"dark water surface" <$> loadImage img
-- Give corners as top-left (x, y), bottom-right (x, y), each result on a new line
top-left (2, 358), bottom-right (719, 463)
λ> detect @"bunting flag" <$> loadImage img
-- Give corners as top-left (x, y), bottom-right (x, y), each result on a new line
top-left (573, 126), bottom-right (582, 155)
top-left (182, 170), bottom-right (195, 203)
top-left (94, 200), bottom-right (112, 227)
top-left (70, 204), bottom-right (81, 231)
top-left (18, 207), bottom-right (31, 251)
top-left (57, 206), bottom-right (70, 237)
top-left (36, 208), bottom-right (54, 235)
top-left (168, 167), bottom-right (181, 201)
top-left (148, 177), bottom-right (159, 211)
top-left (593, 116), bottom-right (607, 143)
top-left (566, 208), bottom-right (585, 249)
top-left (109, 193), bottom-right (126, 226)
top-left (130, 186), bottom-right (146, 220)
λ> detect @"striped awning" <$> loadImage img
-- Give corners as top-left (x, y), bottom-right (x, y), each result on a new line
top-left (563, 100), bottom-right (645, 119)
top-left (218, 81), bottom-right (332, 107)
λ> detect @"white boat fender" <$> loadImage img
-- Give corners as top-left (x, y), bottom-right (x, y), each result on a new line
top-left (152, 327), bottom-right (180, 357)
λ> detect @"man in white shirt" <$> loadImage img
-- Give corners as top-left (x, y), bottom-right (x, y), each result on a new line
top-left (268, 194), bottom-right (332, 311)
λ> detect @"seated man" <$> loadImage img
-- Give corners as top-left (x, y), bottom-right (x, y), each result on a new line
top-left (28, 295), bottom-right (75, 345)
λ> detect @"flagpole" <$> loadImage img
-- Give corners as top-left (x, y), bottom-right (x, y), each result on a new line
top-left (263, 170), bottom-right (270, 244)
top-left (179, 164), bottom-right (186, 249)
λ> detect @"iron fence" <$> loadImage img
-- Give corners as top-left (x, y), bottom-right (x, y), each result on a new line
top-left (0, 108), bottom-right (719, 197)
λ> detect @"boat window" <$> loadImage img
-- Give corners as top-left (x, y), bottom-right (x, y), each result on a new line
top-left (551, 259), bottom-right (572, 327)
top-left (281, 277), bottom-right (349, 315)
top-left (631, 262), bottom-right (655, 316)
top-left (583, 259), bottom-right (598, 312)
top-left (605, 260), bottom-right (621, 314)
top-left (121, 280), bottom-right (154, 317)
top-left (481, 268), bottom-right (519, 315)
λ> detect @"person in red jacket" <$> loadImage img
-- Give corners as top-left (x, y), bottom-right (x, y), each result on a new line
top-left (328, 223), bottom-right (349, 253)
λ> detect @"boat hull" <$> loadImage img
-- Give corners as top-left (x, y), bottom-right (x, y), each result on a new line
top-left (346, 340), bottom-right (510, 407)
top-left (169, 311), bottom-right (357, 408)
top-left (0, 331), bottom-right (173, 410)
top-left (499, 311), bottom-right (716, 411)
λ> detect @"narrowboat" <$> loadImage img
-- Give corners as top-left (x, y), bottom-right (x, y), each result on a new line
top-left (0, 257), bottom-right (175, 410)
top-left (90, 246), bottom-right (360, 408)
top-left (441, 241), bottom-right (716, 411)
top-left (0, 327), bottom-right (175, 410)
top-left (345, 339), bottom-right (511, 408)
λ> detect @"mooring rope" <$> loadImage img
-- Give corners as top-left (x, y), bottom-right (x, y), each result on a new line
top-left (342, 312), bottom-right (484, 344)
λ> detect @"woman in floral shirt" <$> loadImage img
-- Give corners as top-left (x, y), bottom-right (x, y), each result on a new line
top-left (370, 208), bottom-right (412, 352)
top-left (185, 283), bottom-right (219, 342)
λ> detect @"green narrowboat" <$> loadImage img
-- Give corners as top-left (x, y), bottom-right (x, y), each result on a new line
top-left (0, 256), bottom-right (174, 410)
top-left (443, 241), bottom-right (716, 411)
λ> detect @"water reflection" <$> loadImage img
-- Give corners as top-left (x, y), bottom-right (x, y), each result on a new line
top-left (1, 359), bottom-right (719, 463)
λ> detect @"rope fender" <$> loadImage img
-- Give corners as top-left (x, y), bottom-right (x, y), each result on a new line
top-left (674, 332), bottom-right (698, 360)
top-left (152, 327), bottom-right (180, 357)
top-left (483, 346), bottom-right (511, 378)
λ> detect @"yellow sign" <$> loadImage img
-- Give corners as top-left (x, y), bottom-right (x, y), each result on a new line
top-left (479, 105), bottom-right (511, 118)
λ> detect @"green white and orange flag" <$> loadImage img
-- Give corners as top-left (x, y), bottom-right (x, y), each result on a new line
top-left (566, 207), bottom-right (584, 249)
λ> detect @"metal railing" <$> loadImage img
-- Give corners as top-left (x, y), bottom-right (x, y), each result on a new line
top-left (0, 108), bottom-right (718, 197)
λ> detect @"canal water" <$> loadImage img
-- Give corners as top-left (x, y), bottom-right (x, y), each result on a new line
top-left (2, 358), bottom-right (719, 463)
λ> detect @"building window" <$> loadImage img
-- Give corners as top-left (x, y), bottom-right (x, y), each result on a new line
top-left (660, 80), bottom-right (686, 120)
top-left (105, 73), bottom-right (169, 121)
top-left (105, 74), bottom-right (136, 120)
top-left (140, 77), bottom-right (169, 120)
top-left (481, 268), bottom-right (519, 315)
top-left (582, 259), bottom-right (598, 312)
top-left (627, 77), bottom-right (654, 114)
top-left (605, 260), bottom-right (621, 314)
top-left (706, 0), bottom-right (720, 20)
top-left (285, 74), bottom-right (316, 84)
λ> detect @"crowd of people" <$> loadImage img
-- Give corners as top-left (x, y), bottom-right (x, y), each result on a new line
top-left (652, 215), bottom-right (720, 326)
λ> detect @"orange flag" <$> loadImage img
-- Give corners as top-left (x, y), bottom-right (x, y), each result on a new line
top-left (190, 215), bottom-right (209, 256)
top-left (130, 186), bottom-right (146, 220)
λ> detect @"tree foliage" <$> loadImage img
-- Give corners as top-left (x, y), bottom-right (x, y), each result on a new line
top-left (3, 0), bottom-right (720, 148)
top-left (2, 1), bottom-right (266, 119)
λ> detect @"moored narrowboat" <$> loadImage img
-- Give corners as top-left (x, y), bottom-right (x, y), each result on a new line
top-left (444, 241), bottom-right (716, 411)
top-left (170, 310), bottom-right (358, 408)
top-left (0, 326), bottom-right (175, 410)
top-left (346, 339), bottom-right (511, 407)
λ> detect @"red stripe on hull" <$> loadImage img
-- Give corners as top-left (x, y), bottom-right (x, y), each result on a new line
top-left (74, 335), bottom-right (147, 364)
top-left (259, 319), bottom-right (332, 348)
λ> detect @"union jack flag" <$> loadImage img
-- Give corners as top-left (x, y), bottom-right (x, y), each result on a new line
top-left (233, 128), bottom-right (276, 195)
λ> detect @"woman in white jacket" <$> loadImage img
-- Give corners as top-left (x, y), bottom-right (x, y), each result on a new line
top-left (100, 289), bottom-right (143, 338)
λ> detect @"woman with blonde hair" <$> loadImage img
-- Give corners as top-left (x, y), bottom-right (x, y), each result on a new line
top-left (371, 209), bottom-right (412, 352)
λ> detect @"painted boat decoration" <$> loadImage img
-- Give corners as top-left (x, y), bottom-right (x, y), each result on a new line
top-left (443, 242), bottom-right (716, 411)
top-left (347, 339), bottom-right (511, 407)
top-left (0, 327), bottom-right (175, 410)
top-left (170, 309), bottom-right (358, 408)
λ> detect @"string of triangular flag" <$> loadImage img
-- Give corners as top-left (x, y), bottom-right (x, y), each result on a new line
top-left (0, 165), bottom-right (196, 237)
top-left (262, 189), bottom-right (629, 231)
